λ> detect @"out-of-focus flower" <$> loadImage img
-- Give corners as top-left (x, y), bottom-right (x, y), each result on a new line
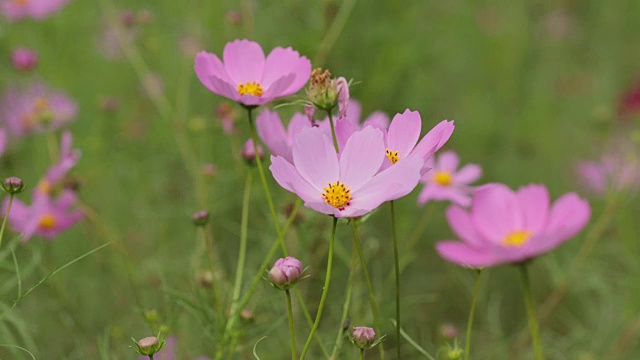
top-left (436, 183), bottom-right (591, 268)
top-left (0, 128), bottom-right (5, 156)
top-left (140, 72), bottom-right (165, 100)
top-left (0, 82), bottom-right (77, 137)
top-left (1, 0), bottom-right (70, 21)
top-left (11, 47), bottom-right (38, 72)
top-left (195, 39), bottom-right (312, 107)
top-left (540, 8), bottom-right (576, 42)
top-left (439, 323), bottom-right (459, 339)
top-left (35, 131), bottom-right (81, 197)
top-left (418, 151), bottom-right (482, 207)
top-left (618, 82), bottom-right (640, 118)
top-left (215, 102), bottom-right (239, 135)
top-left (270, 126), bottom-right (423, 218)
top-left (201, 163), bottom-right (218, 177)
top-left (96, 17), bottom-right (137, 61)
top-left (179, 34), bottom-right (204, 58)
top-left (98, 96), bottom-right (119, 114)
top-left (576, 151), bottom-right (640, 195)
top-left (268, 256), bottom-right (303, 290)
top-left (192, 210), bottom-right (209, 226)
top-left (226, 10), bottom-right (241, 25)
top-left (5, 190), bottom-right (83, 242)
top-left (256, 109), bottom-right (310, 163)
top-left (241, 138), bottom-right (264, 165)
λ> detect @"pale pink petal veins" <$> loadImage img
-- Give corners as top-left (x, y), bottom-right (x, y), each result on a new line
top-left (516, 184), bottom-right (549, 234)
top-left (386, 109), bottom-right (422, 159)
top-left (339, 126), bottom-right (385, 191)
top-left (436, 241), bottom-right (498, 268)
top-left (208, 75), bottom-right (240, 101)
top-left (292, 128), bottom-right (339, 191)
top-left (223, 39), bottom-right (265, 84)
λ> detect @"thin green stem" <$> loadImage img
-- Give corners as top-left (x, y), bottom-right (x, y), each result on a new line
top-left (359, 348), bottom-right (365, 360)
top-left (390, 201), bottom-right (401, 360)
top-left (285, 289), bottom-right (297, 360)
top-left (464, 270), bottom-right (483, 360)
top-left (350, 220), bottom-right (384, 359)
top-left (199, 226), bottom-right (222, 318)
top-left (327, 111), bottom-right (339, 153)
top-left (0, 194), bottom-right (15, 249)
top-left (519, 264), bottom-right (544, 360)
top-left (300, 217), bottom-right (338, 360)
top-left (247, 108), bottom-right (288, 255)
top-left (330, 242), bottom-right (356, 359)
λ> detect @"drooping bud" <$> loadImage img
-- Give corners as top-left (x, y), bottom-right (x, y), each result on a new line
top-left (12, 47), bottom-right (38, 72)
top-left (268, 256), bottom-right (303, 290)
top-left (192, 210), bottom-right (210, 226)
top-left (241, 139), bottom-right (264, 165)
top-left (351, 327), bottom-right (377, 349)
top-left (3, 177), bottom-right (25, 194)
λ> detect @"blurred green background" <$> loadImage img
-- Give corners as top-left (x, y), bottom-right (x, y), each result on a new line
top-left (1, 0), bottom-right (640, 359)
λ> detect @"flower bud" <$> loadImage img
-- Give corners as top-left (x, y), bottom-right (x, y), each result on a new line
top-left (226, 10), bottom-right (242, 25)
top-left (447, 347), bottom-right (463, 360)
top-left (12, 47), bottom-right (38, 72)
top-left (192, 210), bottom-right (210, 226)
top-left (268, 256), bottom-right (303, 290)
top-left (351, 327), bottom-right (376, 349)
top-left (240, 308), bottom-right (254, 322)
top-left (241, 139), bottom-right (264, 165)
top-left (197, 270), bottom-right (214, 288)
top-left (440, 323), bottom-right (459, 339)
top-left (306, 68), bottom-right (351, 114)
top-left (3, 177), bottom-right (25, 194)
top-left (144, 309), bottom-right (158, 323)
top-left (201, 163), bottom-right (218, 177)
top-left (131, 335), bottom-right (165, 357)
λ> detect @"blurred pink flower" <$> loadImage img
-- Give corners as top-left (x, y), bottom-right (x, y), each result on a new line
top-left (618, 82), bottom-right (640, 118)
top-left (35, 131), bottom-right (80, 197)
top-left (195, 39), bottom-right (312, 107)
top-left (0, 82), bottom-right (77, 137)
top-left (436, 183), bottom-right (591, 268)
top-left (0, 128), bottom-right (5, 156)
top-left (11, 47), bottom-right (38, 72)
top-left (241, 138), bottom-right (264, 164)
top-left (417, 151), bottom-right (482, 207)
top-left (215, 102), bottom-right (239, 135)
top-left (256, 109), bottom-right (311, 163)
top-left (5, 190), bottom-right (83, 242)
top-left (1, 0), bottom-right (70, 20)
top-left (576, 152), bottom-right (640, 195)
top-left (270, 126), bottom-right (423, 218)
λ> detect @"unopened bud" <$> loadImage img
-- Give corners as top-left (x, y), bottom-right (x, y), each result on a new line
top-left (197, 270), bottom-right (214, 288)
top-left (240, 308), bottom-right (254, 322)
top-left (132, 335), bottom-right (165, 357)
top-left (268, 256), bottom-right (303, 290)
top-left (241, 139), bottom-right (264, 165)
top-left (440, 323), bottom-right (459, 339)
top-left (12, 47), bottom-right (38, 72)
top-left (3, 177), bottom-right (25, 194)
top-left (351, 327), bottom-right (376, 349)
top-left (192, 210), bottom-right (210, 226)
top-left (144, 309), bottom-right (158, 323)
top-left (447, 348), bottom-right (463, 360)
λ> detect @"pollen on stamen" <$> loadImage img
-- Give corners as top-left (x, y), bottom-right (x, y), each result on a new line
top-left (38, 214), bottom-right (57, 230)
top-left (237, 82), bottom-right (263, 96)
top-left (385, 148), bottom-right (399, 164)
top-left (502, 230), bottom-right (532, 247)
top-left (433, 171), bottom-right (453, 186)
top-left (322, 181), bottom-right (352, 210)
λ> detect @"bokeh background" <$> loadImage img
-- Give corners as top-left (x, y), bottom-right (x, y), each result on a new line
top-left (1, 0), bottom-right (640, 359)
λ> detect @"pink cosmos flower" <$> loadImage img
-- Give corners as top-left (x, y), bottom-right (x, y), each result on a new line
top-left (5, 190), bottom-right (83, 242)
top-left (0, 82), bottom-right (77, 137)
top-left (576, 152), bottom-right (640, 195)
top-left (1, 0), bottom-right (70, 20)
top-left (417, 151), bottom-right (482, 207)
top-left (11, 47), bottom-right (38, 72)
top-left (270, 126), bottom-right (423, 218)
top-left (256, 109), bottom-right (311, 163)
top-left (195, 39), bottom-right (312, 107)
top-left (35, 131), bottom-right (81, 197)
top-left (436, 183), bottom-right (591, 268)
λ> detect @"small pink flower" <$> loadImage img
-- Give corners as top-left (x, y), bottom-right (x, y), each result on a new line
top-left (256, 109), bottom-right (311, 163)
top-left (270, 126), bottom-right (423, 218)
top-left (0, 82), bottom-right (77, 137)
top-left (417, 151), bottom-right (482, 207)
top-left (35, 131), bottom-right (80, 197)
top-left (436, 183), bottom-right (591, 268)
top-left (576, 152), bottom-right (640, 195)
top-left (352, 327), bottom-right (377, 349)
top-left (268, 256), bottom-right (303, 288)
top-left (195, 39), bottom-right (312, 107)
top-left (1, 0), bottom-right (70, 20)
top-left (5, 190), bottom-right (83, 242)
top-left (11, 47), bottom-right (38, 72)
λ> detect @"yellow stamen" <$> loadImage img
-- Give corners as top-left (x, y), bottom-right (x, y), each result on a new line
top-left (322, 181), bottom-right (352, 210)
top-left (385, 148), bottom-right (399, 164)
top-left (502, 230), bottom-right (532, 247)
top-left (39, 214), bottom-right (57, 230)
top-left (237, 82), bottom-right (263, 96)
top-left (433, 171), bottom-right (453, 186)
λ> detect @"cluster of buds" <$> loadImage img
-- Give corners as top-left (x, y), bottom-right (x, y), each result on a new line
top-left (2, 177), bottom-right (25, 195)
top-left (350, 326), bottom-right (385, 350)
top-left (267, 256), bottom-right (305, 290)
top-left (305, 68), bottom-right (350, 119)
top-left (131, 335), bottom-right (165, 358)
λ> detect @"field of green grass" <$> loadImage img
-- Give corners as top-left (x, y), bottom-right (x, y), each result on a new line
top-left (1, 0), bottom-right (640, 359)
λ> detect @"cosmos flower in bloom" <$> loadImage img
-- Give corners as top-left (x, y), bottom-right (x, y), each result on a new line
top-left (35, 131), bottom-right (81, 197)
top-left (0, 0), bottom-right (70, 20)
top-left (576, 151), bottom-right (640, 196)
top-left (270, 126), bottom-right (423, 218)
top-left (0, 82), bottom-right (77, 137)
top-left (6, 190), bottom-right (83, 242)
top-left (436, 183), bottom-right (590, 268)
top-left (417, 151), bottom-right (482, 207)
top-left (256, 109), bottom-right (311, 163)
top-left (195, 39), bottom-right (312, 107)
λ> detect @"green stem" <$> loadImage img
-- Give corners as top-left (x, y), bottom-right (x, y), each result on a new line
top-left (350, 220), bottom-right (384, 359)
top-left (359, 348), bottom-right (365, 360)
top-left (327, 111), bottom-right (339, 153)
top-left (464, 270), bottom-right (483, 360)
top-left (300, 217), bottom-right (338, 360)
top-left (519, 264), bottom-right (544, 360)
top-left (330, 243), bottom-right (357, 359)
top-left (0, 194), bottom-right (15, 249)
top-left (286, 290), bottom-right (297, 360)
top-left (247, 107), bottom-right (288, 255)
top-left (390, 201), bottom-right (401, 360)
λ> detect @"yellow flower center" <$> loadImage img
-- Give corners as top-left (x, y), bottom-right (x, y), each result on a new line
top-left (433, 171), bottom-right (453, 186)
top-left (502, 230), bottom-right (532, 247)
top-left (322, 181), bottom-right (352, 210)
top-left (38, 180), bottom-right (51, 195)
top-left (34, 97), bottom-right (49, 111)
top-left (237, 82), bottom-right (263, 96)
top-left (385, 148), bottom-right (399, 164)
top-left (38, 214), bottom-right (57, 230)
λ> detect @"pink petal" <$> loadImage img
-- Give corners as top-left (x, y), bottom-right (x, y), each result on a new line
top-left (516, 184), bottom-right (549, 234)
top-left (256, 109), bottom-right (291, 162)
top-left (437, 151), bottom-right (460, 172)
top-left (223, 39), bottom-right (265, 84)
top-left (436, 241), bottom-right (498, 268)
top-left (292, 128), bottom-right (339, 191)
top-left (270, 156), bottom-right (318, 203)
top-left (287, 113), bottom-right (311, 144)
top-left (262, 73), bottom-right (296, 100)
top-left (195, 52), bottom-right (232, 93)
top-left (576, 161), bottom-right (607, 194)
top-left (417, 183), bottom-right (438, 205)
top-left (335, 118), bottom-right (358, 152)
top-left (386, 109), bottom-right (422, 160)
top-left (413, 120), bottom-right (455, 160)
top-left (208, 75), bottom-right (240, 101)
top-left (539, 193), bottom-right (591, 252)
top-left (363, 111), bottom-right (390, 130)
top-left (343, 100), bottom-right (362, 124)
top-left (471, 184), bottom-right (524, 244)
top-left (454, 163), bottom-right (482, 184)
top-left (446, 205), bottom-right (485, 247)
top-left (339, 126), bottom-right (385, 191)
top-left (262, 47), bottom-right (311, 95)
